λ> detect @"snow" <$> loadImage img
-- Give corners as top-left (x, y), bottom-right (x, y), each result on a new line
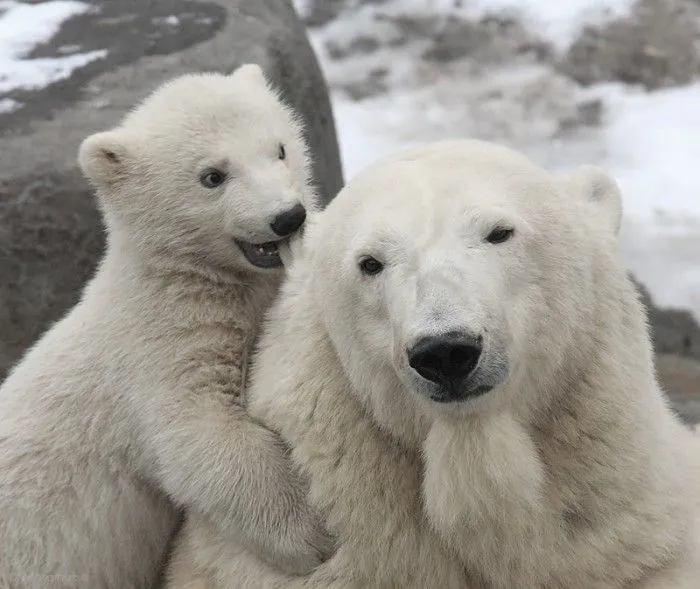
top-left (600, 82), bottom-right (700, 315)
top-left (154, 15), bottom-right (181, 26)
top-left (0, 96), bottom-right (17, 112)
top-left (0, 0), bottom-right (106, 95)
top-left (304, 0), bottom-right (700, 319)
top-left (597, 82), bottom-right (700, 220)
top-left (292, 0), bottom-right (312, 19)
top-left (331, 98), bottom-right (421, 177)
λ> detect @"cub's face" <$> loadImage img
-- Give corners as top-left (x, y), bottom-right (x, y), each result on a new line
top-left (79, 64), bottom-right (314, 275)
top-left (307, 140), bottom-right (621, 429)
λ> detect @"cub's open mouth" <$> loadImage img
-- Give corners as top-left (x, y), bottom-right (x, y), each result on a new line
top-left (235, 239), bottom-right (286, 269)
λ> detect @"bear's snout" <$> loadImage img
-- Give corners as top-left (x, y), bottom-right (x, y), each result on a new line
top-left (270, 203), bottom-right (307, 236)
top-left (407, 331), bottom-right (482, 401)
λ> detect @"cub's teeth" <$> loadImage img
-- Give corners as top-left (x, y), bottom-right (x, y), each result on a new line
top-left (262, 243), bottom-right (278, 254)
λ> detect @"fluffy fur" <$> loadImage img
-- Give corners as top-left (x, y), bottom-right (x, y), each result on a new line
top-left (0, 64), bottom-right (331, 589)
top-left (167, 139), bottom-right (700, 589)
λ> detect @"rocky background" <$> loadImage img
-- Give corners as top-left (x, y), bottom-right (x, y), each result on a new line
top-left (0, 0), bottom-right (698, 420)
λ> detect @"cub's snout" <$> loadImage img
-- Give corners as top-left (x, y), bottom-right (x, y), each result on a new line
top-left (270, 203), bottom-right (307, 237)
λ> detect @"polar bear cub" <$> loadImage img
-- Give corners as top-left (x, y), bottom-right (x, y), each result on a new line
top-left (166, 139), bottom-right (700, 589)
top-left (0, 64), bottom-right (332, 589)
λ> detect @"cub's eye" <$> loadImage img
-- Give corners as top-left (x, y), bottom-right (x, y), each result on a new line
top-left (359, 256), bottom-right (384, 276)
top-left (278, 143), bottom-right (286, 160)
top-left (200, 168), bottom-right (227, 189)
top-left (486, 227), bottom-right (514, 244)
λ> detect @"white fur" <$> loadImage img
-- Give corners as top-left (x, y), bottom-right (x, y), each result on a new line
top-left (0, 64), bottom-right (331, 589)
top-left (166, 139), bottom-right (700, 588)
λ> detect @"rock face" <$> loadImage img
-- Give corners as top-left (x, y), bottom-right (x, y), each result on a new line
top-left (0, 0), bottom-right (344, 382)
top-left (560, 0), bottom-right (700, 90)
top-left (656, 355), bottom-right (700, 425)
top-left (633, 278), bottom-right (700, 362)
top-left (634, 280), bottom-right (700, 424)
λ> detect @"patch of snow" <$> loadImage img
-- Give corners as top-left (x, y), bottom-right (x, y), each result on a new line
top-left (594, 82), bottom-right (700, 220)
top-left (56, 43), bottom-right (83, 54)
top-left (593, 82), bottom-right (700, 315)
top-left (0, 0), bottom-right (106, 95)
top-left (333, 97), bottom-right (423, 179)
top-left (0, 96), bottom-right (18, 112)
top-left (154, 15), bottom-right (180, 26)
top-left (292, 0), bottom-right (312, 19)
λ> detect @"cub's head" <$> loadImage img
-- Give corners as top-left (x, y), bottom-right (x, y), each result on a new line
top-left (303, 139), bottom-right (625, 436)
top-left (79, 64), bottom-right (314, 275)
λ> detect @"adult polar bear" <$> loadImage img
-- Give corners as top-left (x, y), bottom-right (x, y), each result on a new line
top-left (167, 140), bottom-right (700, 588)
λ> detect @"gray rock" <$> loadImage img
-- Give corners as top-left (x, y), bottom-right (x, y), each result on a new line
top-left (559, 0), bottom-right (700, 90)
top-left (419, 15), bottom-right (551, 64)
top-left (300, 0), bottom-right (388, 28)
top-left (0, 0), bottom-right (343, 382)
top-left (634, 279), bottom-right (700, 424)
top-left (656, 354), bottom-right (700, 424)
top-left (634, 279), bottom-right (700, 361)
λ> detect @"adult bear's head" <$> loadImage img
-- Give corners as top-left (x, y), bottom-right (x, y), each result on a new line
top-left (301, 139), bottom-right (627, 439)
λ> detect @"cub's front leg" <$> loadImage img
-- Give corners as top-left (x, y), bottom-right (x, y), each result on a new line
top-left (139, 365), bottom-right (333, 575)
top-left (164, 515), bottom-right (300, 589)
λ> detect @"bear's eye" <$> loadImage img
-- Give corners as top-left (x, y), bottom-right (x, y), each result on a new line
top-left (359, 256), bottom-right (384, 276)
top-left (200, 168), bottom-right (227, 189)
top-left (486, 227), bottom-right (514, 244)
top-left (278, 143), bottom-right (286, 161)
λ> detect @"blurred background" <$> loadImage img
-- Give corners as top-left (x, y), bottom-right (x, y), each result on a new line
top-left (0, 0), bottom-right (698, 418)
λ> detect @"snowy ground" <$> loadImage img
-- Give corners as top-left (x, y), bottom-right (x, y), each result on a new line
top-left (297, 0), bottom-right (700, 320)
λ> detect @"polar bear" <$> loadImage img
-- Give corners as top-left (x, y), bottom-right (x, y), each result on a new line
top-left (165, 139), bottom-right (700, 589)
top-left (0, 64), bottom-right (333, 589)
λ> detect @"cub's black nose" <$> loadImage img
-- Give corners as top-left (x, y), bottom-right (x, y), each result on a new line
top-left (270, 203), bottom-right (307, 237)
top-left (407, 331), bottom-right (482, 395)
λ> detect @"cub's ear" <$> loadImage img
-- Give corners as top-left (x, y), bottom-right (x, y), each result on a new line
top-left (78, 130), bottom-right (135, 189)
top-left (229, 63), bottom-right (268, 87)
top-left (560, 165), bottom-right (623, 235)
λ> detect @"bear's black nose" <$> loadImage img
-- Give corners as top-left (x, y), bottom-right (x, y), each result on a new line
top-left (407, 332), bottom-right (482, 397)
top-left (270, 203), bottom-right (307, 237)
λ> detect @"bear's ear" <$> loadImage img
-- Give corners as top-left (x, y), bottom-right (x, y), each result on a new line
top-left (78, 130), bottom-right (135, 189)
top-left (561, 165), bottom-right (623, 235)
top-left (229, 63), bottom-right (268, 87)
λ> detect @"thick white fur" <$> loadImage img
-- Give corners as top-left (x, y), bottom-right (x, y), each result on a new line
top-left (166, 139), bottom-right (700, 588)
top-left (0, 65), bottom-right (331, 589)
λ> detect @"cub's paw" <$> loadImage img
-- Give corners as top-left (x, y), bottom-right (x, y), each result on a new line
top-left (238, 424), bottom-right (336, 575)
top-left (265, 507), bottom-right (336, 576)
